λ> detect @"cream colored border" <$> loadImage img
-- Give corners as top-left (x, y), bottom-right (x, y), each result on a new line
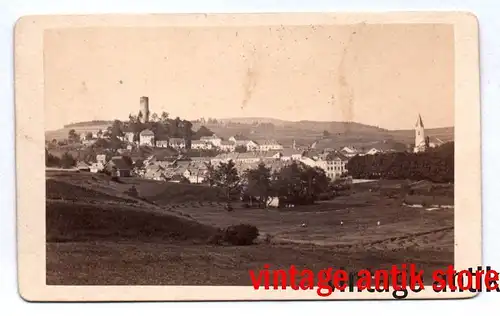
top-left (15, 12), bottom-right (481, 301)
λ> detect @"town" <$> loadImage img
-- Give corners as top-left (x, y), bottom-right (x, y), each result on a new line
top-left (45, 96), bottom-right (446, 191)
top-left (45, 95), bottom-right (454, 286)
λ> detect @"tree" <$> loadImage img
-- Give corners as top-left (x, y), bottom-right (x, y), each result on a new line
top-left (128, 114), bottom-right (138, 124)
top-left (170, 117), bottom-right (182, 137)
top-left (92, 138), bottom-right (110, 149)
top-left (244, 163), bottom-right (272, 208)
top-left (126, 114), bottom-right (145, 142)
top-left (160, 111), bottom-right (169, 124)
top-left (235, 145), bottom-right (247, 153)
top-left (109, 120), bottom-right (124, 138)
top-left (151, 113), bottom-right (159, 122)
top-left (85, 132), bottom-right (93, 140)
top-left (346, 142), bottom-right (454, 183)
top-left (193, 126), bottom-right (214, 139)
top-left (122, 155), bottom-right (133, 168)
top-left (205, 160), bottom-right (241, 206)
top-left (45, 149), bottom-right (61, 167)
top-left (300, 166), bottom-right (329, 203)
top-left (271, 162), bottom-right (328, 205)
top-left (68, 129), bottom-right (79, 143)
top-left (203, 162), bottom-right (216, 187)
top-left (323, 130), bottom-right (331, 137)
top-left (272, 162), bottom-right (303, 205)
top-left (151, 121), bottom-right (169, 141)
top-left (60, 152), bottom-right (76, 169)
top-left (108, 136), bottom-right (124, 150)
top-left (182, 120), bottom-right (193, 148)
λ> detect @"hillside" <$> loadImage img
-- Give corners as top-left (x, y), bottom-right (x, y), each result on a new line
top-left (46, 170), bottom-right (453, 286)
top-left (46, 123), bottom-right (112, 141)
top-left (216, 117), bottom-right (288, 126)
top-left (46, 172), bottom-right (219, 243)
top-left (46, 118), bottom-right (454, 148)
top-left (388, 127), bottom-right (454, 143)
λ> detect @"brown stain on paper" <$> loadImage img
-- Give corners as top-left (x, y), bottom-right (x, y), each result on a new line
top-left (241, 67), bottom-right (258, 110)
top-left (336, 26), bottom-right (364, 133)
top-left (240, 45), bottom-right (260, 110)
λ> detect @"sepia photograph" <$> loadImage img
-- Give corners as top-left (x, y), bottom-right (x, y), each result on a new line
top-left (14, 12), bottom-right (481, 301)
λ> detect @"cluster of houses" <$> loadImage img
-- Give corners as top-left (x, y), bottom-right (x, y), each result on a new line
top-left (68, 112), bottom-right (443, 186)
top-left (77, 127), bottom-right (286, 153)
top-left (75, 145), bottom-right (352, 184)
top-left (122, 131), bottom-right (285, 152)
top-left (80, 146), bottom-right (350, 184)
top-left (76, 154), bottom-right (133, 177)
top-left (75, 136), bottom-right (404, 184)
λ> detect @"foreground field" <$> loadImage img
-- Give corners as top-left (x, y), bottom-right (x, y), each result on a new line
top-left (46, 171), bottom-right (453, 285)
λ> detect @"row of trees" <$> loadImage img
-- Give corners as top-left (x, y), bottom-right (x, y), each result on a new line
top-left (105, 113), bottom-right (215, 148)
top-left (204, 160), bottom-right (330, 208)
top-left (45, 150), bottom-right (77, 169)
top-left (346, 142), bottom-right (454, 183)
top-left (58, 114), bottom-right (216, 154)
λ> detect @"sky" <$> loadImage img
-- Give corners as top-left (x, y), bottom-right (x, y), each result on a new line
top-left (44, 23), bottom-right (454, 130)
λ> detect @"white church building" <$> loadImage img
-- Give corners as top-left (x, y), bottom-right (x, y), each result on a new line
top-left (413, 114), bottom-right (426, 153)
top-left (413, 114), bottom-right (444, 153)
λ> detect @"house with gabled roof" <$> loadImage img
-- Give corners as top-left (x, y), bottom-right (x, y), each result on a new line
top-left (139, 129), bottom-right (155, 146)
top-left (365, 148), bottom-right (382, 155)
top-left (169, 137), bottom-right (186, 150)
top-left (76, 161), bottom-right (91, 172)
top-left (219, 141), bottom-right (236, 152)
top-left (200, 134), bottom-right (222, 147)
top-left (191, 140), bottom-right (213, 150)
top-left (256, 139), bottom-right (283, 151)
top-left (105, 156), bottom-right (133, 177)
top-left (340, 146), bottom-right (359, 158)
top-left (279, 148), bottom-right (304, 161)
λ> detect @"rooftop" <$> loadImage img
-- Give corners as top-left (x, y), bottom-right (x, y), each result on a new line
top-left (108, 156), bottom-right (132, 170)
top-left (139, 129), bottom-right (154, 136)
top-left (255, 139), bottom-right (281, 146)
top-left (169, 137), bottom-right (185, 144)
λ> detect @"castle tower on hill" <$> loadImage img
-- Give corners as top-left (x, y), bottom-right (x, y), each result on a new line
top-left (413, 114), bottom-right (426, 153)
top-left (139, 96), bottom-right (150, 124)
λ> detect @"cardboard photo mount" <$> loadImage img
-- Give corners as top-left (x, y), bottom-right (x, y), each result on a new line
top-left (15, 12), bottom-right (481, 301)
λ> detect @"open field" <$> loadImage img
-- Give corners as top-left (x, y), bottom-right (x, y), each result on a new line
top-left (46, 171), bottom-right (454, 285)
top-left (45, 124), bottom-right (111, 141)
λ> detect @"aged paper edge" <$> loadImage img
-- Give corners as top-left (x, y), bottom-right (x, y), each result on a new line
top-left (14, 12), bottom-right (481, 301)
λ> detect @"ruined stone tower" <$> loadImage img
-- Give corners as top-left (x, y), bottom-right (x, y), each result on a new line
top-left (139, 96), bottom-right (150, 123)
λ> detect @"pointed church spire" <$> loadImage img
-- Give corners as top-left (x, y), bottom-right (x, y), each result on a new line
top-left (416, 114), bottom-right (424, 128)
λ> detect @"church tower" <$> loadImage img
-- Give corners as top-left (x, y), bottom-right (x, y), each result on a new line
top-left (413, 114), bottom-right (426, 153)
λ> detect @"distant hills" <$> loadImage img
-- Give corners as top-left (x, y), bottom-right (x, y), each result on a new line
top-left (46, 117), bottom-right (454, 150)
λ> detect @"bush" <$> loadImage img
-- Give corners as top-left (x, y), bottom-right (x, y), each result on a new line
top-left (225, 203), bottom-right (234, 212)
top-left (223, 224), bottom-right (259, 245)
top-left (207, 229), bottom-right (224, 245)
top-left (126, 185), bottom-right (139, 198)
top-left (207, 224), bottom-right (259, 246)
top-left (60, 152), bottom-right (76, 169)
